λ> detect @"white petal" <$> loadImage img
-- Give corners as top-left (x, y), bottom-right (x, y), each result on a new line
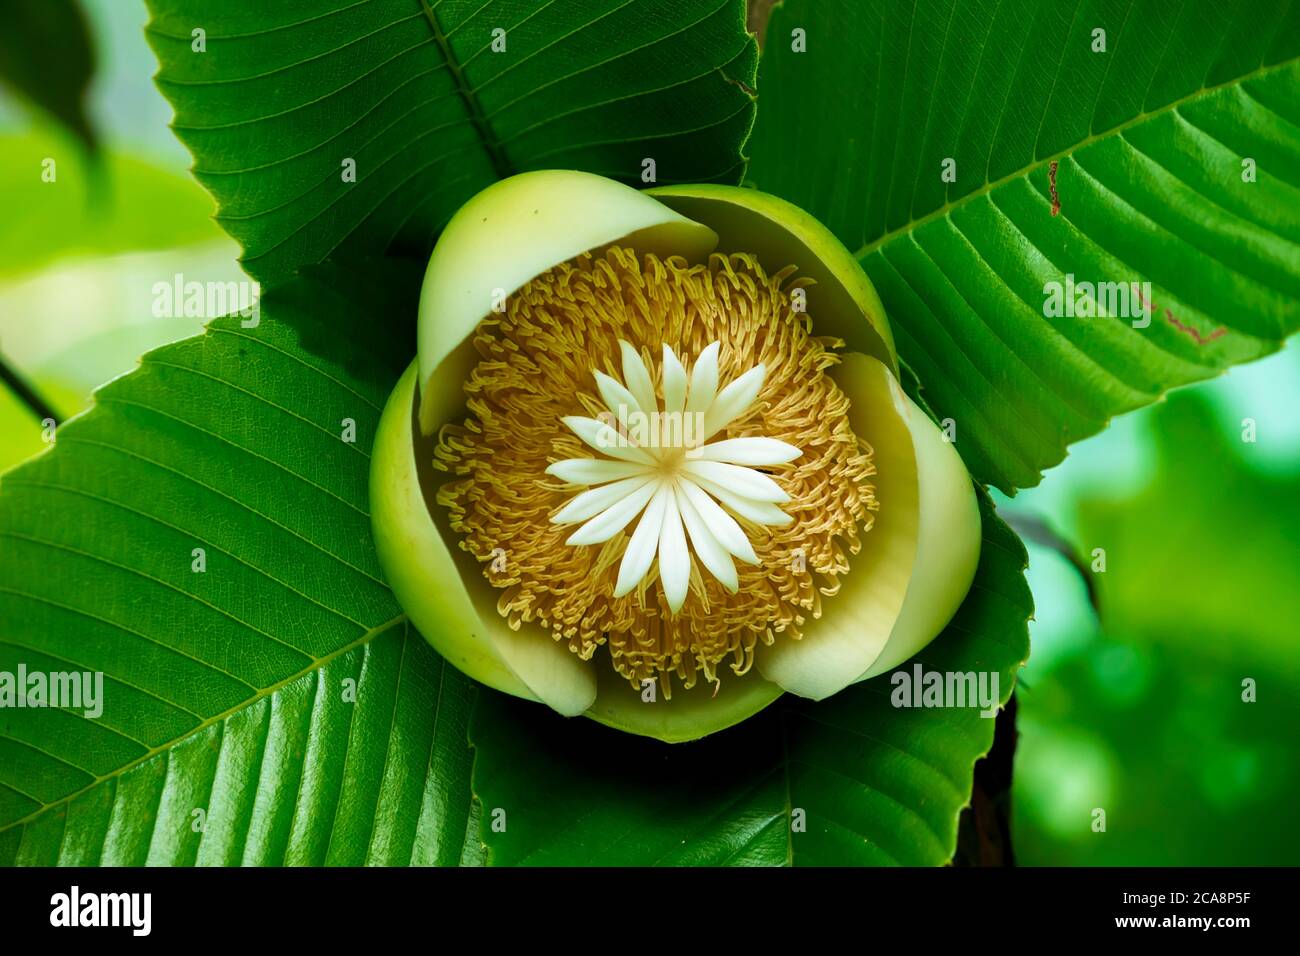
top-left (685, 341), bottom-right (720, 414)
top-left (658, 492), bottom-right (691, 611)
top-left (593, 370), bottom-right (643, 426)
top-left (683, 460), bottom-right (790, 503)
top-left (694, 437), bottom-right (801, 466)
top-left (679, 479), bottom-right (759, 564)
top-left (561, 415), bottom-right (655, 465)
top-left (689, 475), bottom-right (793, 527)
top-left (552, 475), bottom-right (656, 524)
top-left (566, 479), bottom-right (660, 545)
top-left (614, 483), bottom-right (671, 596)
top-left (673, 482), bottom-right (738, 592)
top-left (546, 458), bottom-right (650, 485)
top-left (703, 364), bottom-right (765, 437)
top-left (661, 344), bottom-right (687, 415)
top-left (619, 341), bottom-right (659, 417)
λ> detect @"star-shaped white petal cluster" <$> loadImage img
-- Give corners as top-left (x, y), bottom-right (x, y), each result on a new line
top-left (547, 341), bottom-right (801, 612)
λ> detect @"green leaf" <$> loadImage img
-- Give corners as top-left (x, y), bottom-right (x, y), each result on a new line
top-left (468, 493), bottom-right (1030, 866)
top-left (0, 131), bottom-right (225, 280)
top-left (144, 0), bottom-right (758, 288)
top-left (0, 0), bottom-right (98, 152)
top-left (0, 265), bottom-right (478, 866)
top-left (747, 0), bottom-right (1300, 492)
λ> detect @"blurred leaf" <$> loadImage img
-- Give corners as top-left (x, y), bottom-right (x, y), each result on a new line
top-left (1015, 636), bottom-right (1300, 864)
top-left (748, 0), bottom-right (1300, 493)
top-left (0, 243), bottom-right (245, 473)
top-left (0, 264), bottom-right (479, 866)
top-left (1014, 388), bottom-right (1300, 863)
top-left (0, 339), bottom-right (61, 415)
top-left (144, 0), bottom-right (758, 288)
top-left (0, 382), bottom-right (77, 473)
top-left (1080, 388), bottom-right (1300, 673)
top-left (0, 0), bottom-right (97, 152)
top-left (0, 131), bottom-right (223, 278)
top-left (469, 494), bottom-right (1031, 866)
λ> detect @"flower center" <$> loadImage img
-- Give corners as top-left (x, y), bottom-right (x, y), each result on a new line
top-left (548, 342), bottom-right (801, 614)
top-left (433, 247), bottom-right (878, 694)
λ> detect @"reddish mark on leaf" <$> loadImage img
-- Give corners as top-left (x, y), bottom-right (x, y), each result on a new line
top-left (1048, 161), bottom-right (1061, 216)
top-left (1132, 286), bottom-right (1227, 345)
top-left (1164, 309), bottom-right (1228, 344)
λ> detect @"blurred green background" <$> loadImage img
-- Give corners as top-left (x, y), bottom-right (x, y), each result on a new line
top-left (1, 0), bottom-right (1295, 866)
top-left (0, 0), bottom-right (242, 471)
top-left (1001, 353), bottom-right (1300, 865)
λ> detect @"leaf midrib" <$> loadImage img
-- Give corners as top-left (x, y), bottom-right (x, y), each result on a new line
top-left (854, 55), bottom-right (1300, 259)
top-left (417, 0), bottom-right (510, 178)
top-left (0, 613), bottom-right (408, 835)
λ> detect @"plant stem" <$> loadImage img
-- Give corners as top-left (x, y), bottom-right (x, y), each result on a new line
top-left (1001, 510), bottom-right (1101, 615)
top-left (954, 693), bottom-right (1019, 866)
top-left (0, 351), bottom-right (61, 426)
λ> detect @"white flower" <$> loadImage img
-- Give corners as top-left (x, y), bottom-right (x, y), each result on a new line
top-left (547, 340), bottom-right (801, 612)
top-left (372, 169), bottom-right (983, 739)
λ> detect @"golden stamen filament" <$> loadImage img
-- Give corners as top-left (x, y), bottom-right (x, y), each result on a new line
top-left (434, 247), bottom-right (877, 694)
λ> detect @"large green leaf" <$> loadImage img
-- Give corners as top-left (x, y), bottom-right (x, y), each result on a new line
top-left (0, 265), bottom-right (477, 866)
top-left (747, 0), bottom-right (1300, 492)
top-left (1, 1), bottom-right (1047, 868)
top-left (144, 0), bottom-right (758, 288)
top-left (0, 263), bottom-right (1030, 866)
top-left (469, 494), bottom-right (1030, 866)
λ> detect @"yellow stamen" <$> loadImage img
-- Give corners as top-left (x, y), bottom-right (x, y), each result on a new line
top-left (434, 247), bottom-right (877, 694)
